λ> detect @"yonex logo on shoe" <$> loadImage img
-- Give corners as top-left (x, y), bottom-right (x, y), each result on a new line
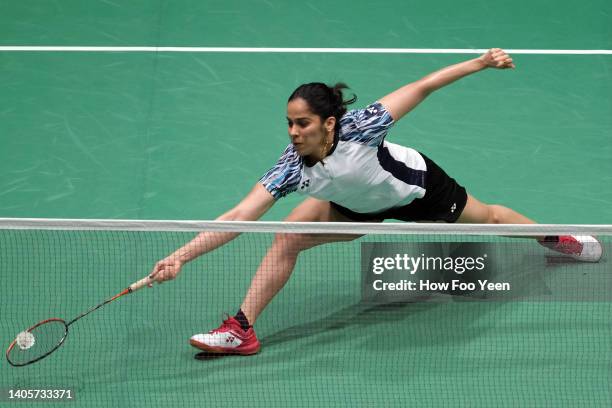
top-left (226, 336), bottom-right (235, 343)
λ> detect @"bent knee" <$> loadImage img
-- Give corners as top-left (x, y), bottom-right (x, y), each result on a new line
top-left (273, 232), bottom-right (313, 253)
top-left (487, 205), bottom-right (508, 224)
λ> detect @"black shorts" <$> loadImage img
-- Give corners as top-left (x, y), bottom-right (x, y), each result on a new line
top-left (331, 153), bottom-right (467, 223)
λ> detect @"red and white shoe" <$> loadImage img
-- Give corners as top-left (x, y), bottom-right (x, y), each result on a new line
top-left (539, 235), bottom-right (603, 262)
top-left (189, 316), bottom-right (260, 355)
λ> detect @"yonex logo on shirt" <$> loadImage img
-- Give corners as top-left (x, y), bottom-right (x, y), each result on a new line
top-left (451, 203), bottom-right (457, 213)
top-left (300, 179), bottom-right (310, 189)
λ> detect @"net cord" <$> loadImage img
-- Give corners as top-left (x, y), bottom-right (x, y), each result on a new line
top-left (0, 218), bottom-right (611, 235)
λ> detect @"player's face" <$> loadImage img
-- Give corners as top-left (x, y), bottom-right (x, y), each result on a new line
top-left (286, 98), bottom-right (328, 157)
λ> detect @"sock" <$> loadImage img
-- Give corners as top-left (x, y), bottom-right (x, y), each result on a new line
top-left (234, 309), bottom-right (251, 331)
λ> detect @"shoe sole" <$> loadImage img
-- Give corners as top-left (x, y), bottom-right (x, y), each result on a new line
top-left (189, 339), bottom-right (260, 355)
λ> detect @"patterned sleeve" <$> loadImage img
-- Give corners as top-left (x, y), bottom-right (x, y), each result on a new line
top-left (258, 144), bottom-right (302, 199)
top-left (339, 101), bottom-right (395, 147)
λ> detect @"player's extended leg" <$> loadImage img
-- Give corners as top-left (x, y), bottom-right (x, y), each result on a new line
top-left (190, 198), bottom-right (375, 355)
top-left (457, 193), bottom-right (602, 262)
top-left (240, 198), bottom-right (365, 325)
top-left (456, 194), bottom-right (536, 224)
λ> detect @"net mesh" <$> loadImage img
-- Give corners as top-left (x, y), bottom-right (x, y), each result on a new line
top-left (1, 219), bottom-right (611, 407)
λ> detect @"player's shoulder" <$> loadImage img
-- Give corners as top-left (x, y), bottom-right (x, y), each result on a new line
top-left (338, 101), bottom-right (393, 144)
top-left (340, 101), bottom-right (387, 124)
top-left (267, 143), bottom-right (303, 174)
top-left (277, 143), bottom-right (302, 164)
top-left (259, 143), bottom-right (304, 199)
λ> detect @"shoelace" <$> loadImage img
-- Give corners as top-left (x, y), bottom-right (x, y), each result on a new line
top-left (208, 313), bottom-right (233, 334)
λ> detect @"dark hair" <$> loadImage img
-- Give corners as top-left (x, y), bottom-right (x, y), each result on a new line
top-left (288, 82), bottom-right (357, 131)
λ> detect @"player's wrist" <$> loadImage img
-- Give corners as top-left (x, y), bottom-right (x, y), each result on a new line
top-left (167, 250), bottom-right (187, 265)
top-left (474, 56), bottom-right (489, 70)
top-left (175, 251), bottom-right (188, 264)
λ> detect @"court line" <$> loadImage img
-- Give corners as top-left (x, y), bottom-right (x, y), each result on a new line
top-left (0, 46), bottom-right (611, 55)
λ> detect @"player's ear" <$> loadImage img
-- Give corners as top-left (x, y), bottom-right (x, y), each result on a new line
top-left (324, 116), bottom-right (336, 134)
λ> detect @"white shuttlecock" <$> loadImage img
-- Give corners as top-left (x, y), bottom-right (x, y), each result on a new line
top-left (16, 331), bottom-right (35, 351)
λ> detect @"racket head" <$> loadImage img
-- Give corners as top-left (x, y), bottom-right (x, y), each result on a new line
top-left (6, 318), bottom-right (69, 367)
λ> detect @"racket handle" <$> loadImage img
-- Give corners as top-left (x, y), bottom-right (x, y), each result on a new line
top-left (129, 276), bottom-right (153, 293)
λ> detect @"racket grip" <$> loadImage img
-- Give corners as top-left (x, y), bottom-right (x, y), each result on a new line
top-left (129, 276), bottom-right (153, 293)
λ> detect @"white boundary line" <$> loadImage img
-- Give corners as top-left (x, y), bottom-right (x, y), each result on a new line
top-left (0, 46), bottom-right (611, 55)
top-left (0, 218), bottom-right (611, 235)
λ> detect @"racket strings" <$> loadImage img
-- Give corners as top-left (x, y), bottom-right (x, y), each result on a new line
top-left (7, 320), bottom-right (67, 366)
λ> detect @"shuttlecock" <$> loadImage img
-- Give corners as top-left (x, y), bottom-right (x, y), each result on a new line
top-left (16, 331), bottom-right (35, 350)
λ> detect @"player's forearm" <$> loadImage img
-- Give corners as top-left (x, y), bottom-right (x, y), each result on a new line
top-left (169, 217), bottom-right (238, 264)
top-left (169, 185), bottom-right (275, 264)
top-left (171, 230), bottom-right (239, 264)
top-left (419, 57), bottom-right (487, 94)
top-left (169, 207), bottom-right (260, 263)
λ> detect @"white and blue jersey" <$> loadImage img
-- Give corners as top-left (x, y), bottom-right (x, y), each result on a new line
top-left (259, 102), bottom-right (428, 214)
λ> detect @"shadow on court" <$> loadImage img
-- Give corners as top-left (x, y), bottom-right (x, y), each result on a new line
top-left (193, 249), bottom-right (609, 362)
top-left (192, 297), bottom-right (508, 362)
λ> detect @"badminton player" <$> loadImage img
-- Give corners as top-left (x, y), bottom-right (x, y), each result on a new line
top-left (149, 48), bottom-right (602, 355)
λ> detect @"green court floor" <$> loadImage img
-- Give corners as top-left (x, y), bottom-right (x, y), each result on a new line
top-left (1, 1), bottom-right (611, 407)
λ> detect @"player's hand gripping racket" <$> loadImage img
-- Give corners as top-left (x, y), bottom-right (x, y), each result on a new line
top-left (5, 275), bottom-right (153, 367)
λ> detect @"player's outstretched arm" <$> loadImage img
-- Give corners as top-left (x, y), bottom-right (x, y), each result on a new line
top-left (379, 48), bottom-right (515, 122)
top-left (149, 183), bottom-right (275, 284)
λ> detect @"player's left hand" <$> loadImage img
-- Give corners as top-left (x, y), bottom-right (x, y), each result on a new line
top-left (479, 48), bottom-right (515, 69)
